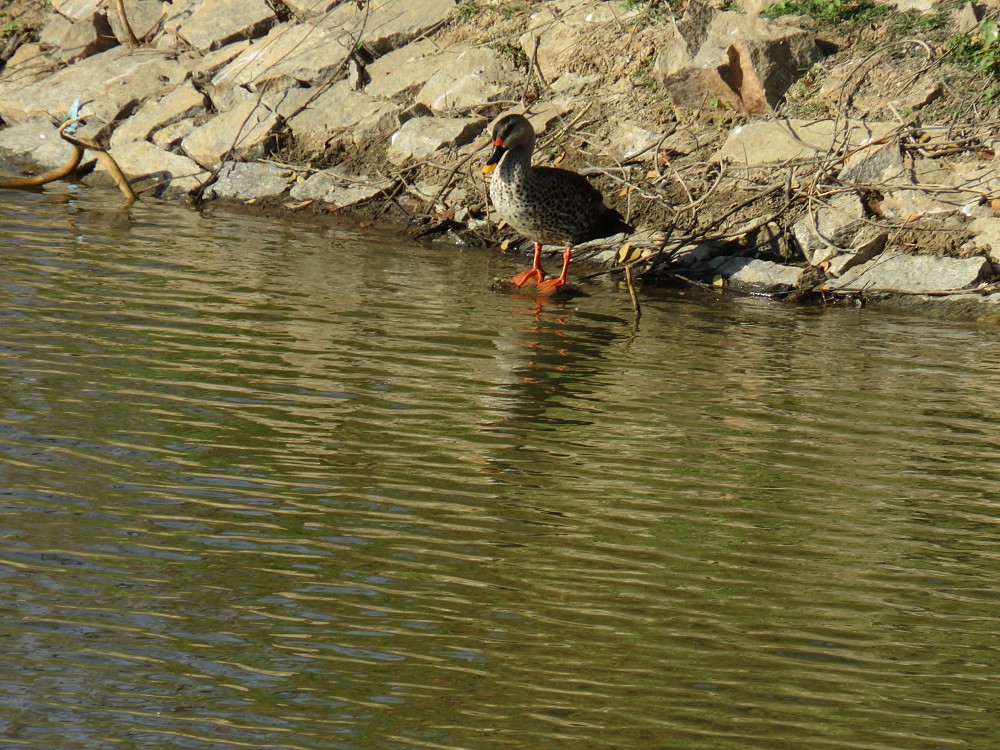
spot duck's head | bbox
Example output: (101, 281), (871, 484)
(482, 114), (535, 175)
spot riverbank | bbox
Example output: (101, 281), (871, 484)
(2, 0), (999, 317)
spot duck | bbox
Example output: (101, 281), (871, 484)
(482, 113), (633, 294)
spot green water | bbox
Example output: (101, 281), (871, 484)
(2, 186), (1000, 749)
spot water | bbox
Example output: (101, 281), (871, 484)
(2, 186), (1000, 749)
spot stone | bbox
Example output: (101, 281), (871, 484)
(655, 2), (823, 113)
(171, 0), (275, 53)
(364, 39), (447, 100)
(324, 0), (457, 55)
(891, 81), (943, 112)
(838, 138), (901, 185)
(387, 115), (486, 165)
(714, 256), (805, 293)
(99, 140), (209, 197)
(38, 11), (116, 64)
(287, 81), (388, 154)
(791, 193), (887, 267)
(109, 80), (207, 150)
(415, 47), (512, 114)
(210, 21), (352, 94)
(967, 217), (1000, 264)
(830, 253), (993, 293)
(0, 43), (58, 88)
(206, 161), (291, 201)
(181, 97), (282, 168)
(283, 0), (341, 19)
(107, 0), (163, 44)
(152, 118), (200, 150)
(519, 0), (640, 81)
(886, 0), (935, 11)
(289, 168), (396, 208)
(606, 121), (661, 161)
(714, 118), (898, 165)
(880, 159), (1000, 219)
(0, 46), (187, 125)
(51, 0), (102, 22)
(954, 2), (982, 34)
(0, 118), (85, 171)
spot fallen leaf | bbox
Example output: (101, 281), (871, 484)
(712, 274), (725, 288)
(905, 213), (921, 222)
(991, 199), (1000, 213)
(283, 200), (313, 210)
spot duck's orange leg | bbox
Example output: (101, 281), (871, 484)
(511, 242), (545, 287)
(537, 247), (571, 294)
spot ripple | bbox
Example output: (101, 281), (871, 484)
(1, 189), (1000, 749)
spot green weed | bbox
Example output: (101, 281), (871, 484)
(763, 0), (888, 23)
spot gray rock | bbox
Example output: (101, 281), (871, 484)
(51, 0), (101, 22)
(325, 0), (458, 55)
(206, 161), (291, 201)
(879, 159), (1000, 219)
(287, 81), (388, 154)
(107, 0), (163, 44)
(364, 39), (444, 100)
(210, 21), (352, 94)
(181, 98), (281, 168)
(289, 168), (396, 208)
(966, 217), (1000, 264)
(99, 140), (209, 197)
(151, 118), (200, 150)
(714, 118), (897, 165)
(109, 80), (208, 150)
(0, 118), (86, 170)
(387, 115), (485, 165)
(519, 0), (639, 81)
(715, 256), (805, 293)
(791, 193), (886, 267)
(1, 44), (58, 87)
(170, 0), (275, 53)
(0, 46), (187, 125)
(831, 253), (993, 293)
(415, 47), (512, 114)
(838, 138), (901, 185)
(656, 2), (823, 113)
(283, 0), (341, 19)
(38, 11), (116, 64)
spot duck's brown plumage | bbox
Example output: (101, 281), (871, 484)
(484, 114), (632, 292)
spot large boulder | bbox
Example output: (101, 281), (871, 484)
(386, 115), (485, 165)
(714, 118), (897, 165)
(655, 1), (824, 113)
(181, 97), (282, 168)
(38, 10), (116, 64)
(166, 0), (276, 53)
(830, 253), (993, 293)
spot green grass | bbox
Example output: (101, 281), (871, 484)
(763, 0), (889, 23)
(944, 18), (1000, 101)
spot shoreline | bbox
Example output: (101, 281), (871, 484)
(0, 0), (998, 318)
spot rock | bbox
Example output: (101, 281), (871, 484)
(170, 0), (275, 53)
(714, 118), (897, 165)
(655, 2), (823, 113)
(364, 39), (448, 100)
(38, 11), (116, 64)
(879, 159), (1000, 219)
(0, 46), (187, 125)
(954, 2), (982, 34)
(109, 80), (208, 150)
(289, 168), (396, 208)
(206, 161), (291, 201)
(99, 140), (209, 197)
(151, 118), (200, 150)
(210, 21), (351, 94)
(0, 43), (58, 88)
(891, 81), (943, 112)
(519, 0), (638, 81)
(606, 121), (661, 161)
(714, 256), (805, 293)
(283, 0), (341, 19)
(51, 0), (101, 22)
(287, 81), (393, 154)
(387, 115), (486, 165)
(830, 253), (993, 293)
(790, 193), (885, 266)
(415, 47), (512, 114)
(838, 138), (901, 185)
(325, 0), (457, 55)
(181, 97), (281, 168)
(967, 217), (1000, 264)
(107, 0), (163, 44)
(0, 118), (85, 171)
(886, 0), (935, 11)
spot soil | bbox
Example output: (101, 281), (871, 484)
(0, 0), (49, 61)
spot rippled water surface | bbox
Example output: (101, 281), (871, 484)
(2, 186), (1000, 749)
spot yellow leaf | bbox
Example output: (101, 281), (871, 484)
(712, 275), (725, 287)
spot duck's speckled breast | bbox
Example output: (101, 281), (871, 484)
(490, 159), (604, 246)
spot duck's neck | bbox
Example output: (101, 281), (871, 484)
(498, 143), (533, 184)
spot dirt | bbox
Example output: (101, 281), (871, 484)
(0, 0), (49, 61)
